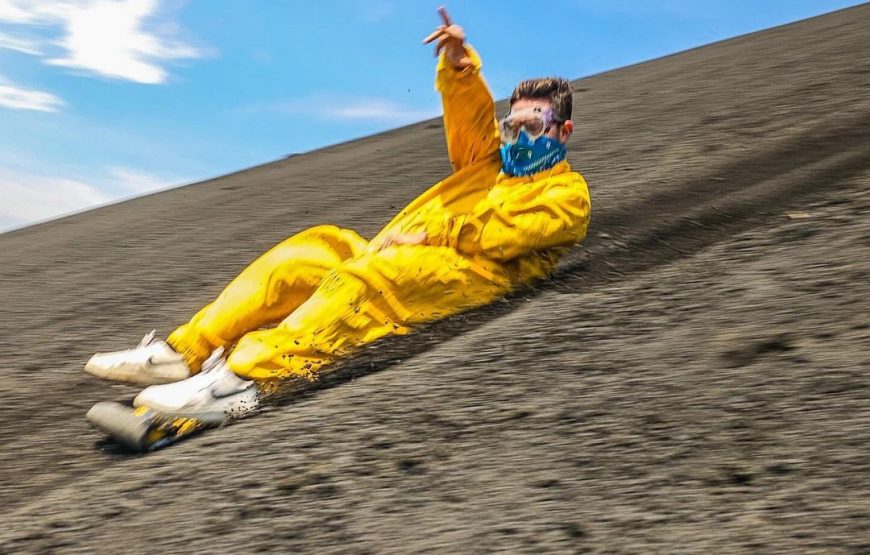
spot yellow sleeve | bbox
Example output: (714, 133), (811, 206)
(440, 174), (591, 260)
(435, 44), (502, 172)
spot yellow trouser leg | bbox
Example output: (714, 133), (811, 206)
(226, 244), (513, 385)
(167, 225), (368, 371)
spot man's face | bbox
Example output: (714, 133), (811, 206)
(509, 98), (574, 143)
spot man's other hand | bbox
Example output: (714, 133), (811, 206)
(376, 231), (429, 251)
(422, 6), (472, 70)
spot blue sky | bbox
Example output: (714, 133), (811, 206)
(0, 0), (862, 232)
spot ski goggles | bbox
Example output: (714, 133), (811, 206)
(498, 107), (564, 144)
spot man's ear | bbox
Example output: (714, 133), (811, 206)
(560, 120), (574, 143)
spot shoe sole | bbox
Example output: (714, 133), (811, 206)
(86, 401), (212, 452)
(86, 401), (155, 451)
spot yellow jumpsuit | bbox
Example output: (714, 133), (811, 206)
(167, 46), (591, 388)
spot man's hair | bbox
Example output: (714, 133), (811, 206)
(510, 77), (573, 122)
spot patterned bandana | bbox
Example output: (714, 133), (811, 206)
(499, 130), (567, 177)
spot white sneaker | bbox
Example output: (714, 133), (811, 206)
(85, 330), (191, 386)
(133, 348), (260, 423)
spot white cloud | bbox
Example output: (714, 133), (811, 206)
(0, 167), (111, 230)
(0, 82), (64, 111)
(258, 96), (439, 124)
(323, 99), (435, 121)
(0, 0), (42, 23)
(0, 31), (42, 54)
(0, 164), (183, 232)
(0, 0), (205, 84)
(108, 165), (177, 194)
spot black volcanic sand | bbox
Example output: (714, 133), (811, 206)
(0, 6), (868, 554)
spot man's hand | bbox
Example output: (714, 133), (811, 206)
(422, 6), (472, 70)
(377, 231), (428, 251)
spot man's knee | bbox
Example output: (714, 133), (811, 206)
(226, 331), (273, 379)
(292, 225), (368, 259)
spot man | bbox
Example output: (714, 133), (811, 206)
(85, 8), (591, 422)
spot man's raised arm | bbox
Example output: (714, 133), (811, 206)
(423, 7), (501, 173)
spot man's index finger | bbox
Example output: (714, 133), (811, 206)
(438, 6), (452, 26)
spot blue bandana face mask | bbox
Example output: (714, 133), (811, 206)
(499, 130), (567, 177)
